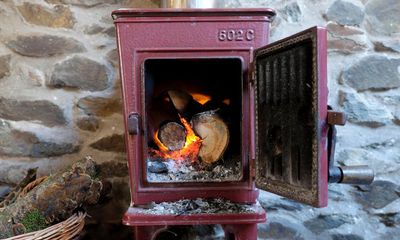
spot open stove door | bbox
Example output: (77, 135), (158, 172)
(253, 27), (328, 207)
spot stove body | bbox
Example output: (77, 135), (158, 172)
(112, 8), (373, 240)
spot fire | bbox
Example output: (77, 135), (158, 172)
(191, 93), (211, 105)
(151, 115), (202, 162)
(153, 128), (169, 152)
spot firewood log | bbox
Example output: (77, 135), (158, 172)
(0, 156), (103, 239)
(191, 110), (229, 164)
(157, 122), (186, 151)
(148, 92), (180, 141)
(0, 169), (37, 208)
(167, 90), (203, 119)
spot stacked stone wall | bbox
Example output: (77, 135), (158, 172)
(0, 0), (399, 239)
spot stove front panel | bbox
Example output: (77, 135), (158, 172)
(113, 9), (274, 204)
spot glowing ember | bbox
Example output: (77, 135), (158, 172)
(151, 115), (202, 162)
(222, 98), (231, 105)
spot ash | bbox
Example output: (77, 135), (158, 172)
(147, 158), (242, 182)
(138, 198), (257, 215)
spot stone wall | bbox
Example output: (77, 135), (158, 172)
(0, 0), (399, 239)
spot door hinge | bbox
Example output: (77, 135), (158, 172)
(327, 110), (346, 126)
(249, 62), (256, 85)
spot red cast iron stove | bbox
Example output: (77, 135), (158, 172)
(112, 8), (373, 240)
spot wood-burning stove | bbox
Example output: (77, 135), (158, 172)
(112, 7), (374, 240)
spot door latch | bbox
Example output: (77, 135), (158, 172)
(127, 113), (141, 135)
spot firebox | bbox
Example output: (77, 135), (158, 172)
(112, 7), (374, 240)
(145, 58), (243, 183)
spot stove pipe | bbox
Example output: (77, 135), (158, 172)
(161, 0), (225, 8)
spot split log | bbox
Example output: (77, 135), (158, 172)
(167, 90), (203, 119)
(157, 122), (186, 151)
(192, 111), (229, 164)
(0, 156), (103, 239)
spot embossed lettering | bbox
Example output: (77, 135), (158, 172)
(218, 29), (255, 41)
(246, 29), (255, 41)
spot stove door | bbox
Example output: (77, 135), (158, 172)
(253, 27), (328, 207)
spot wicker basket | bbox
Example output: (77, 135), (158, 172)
(4, 212), (86, 240)
(2, 176), (87, 240)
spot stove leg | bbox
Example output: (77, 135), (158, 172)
(222, 224), (258, 240)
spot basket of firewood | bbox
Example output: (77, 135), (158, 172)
(0, 157), (104, 240)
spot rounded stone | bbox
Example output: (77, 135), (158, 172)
(341, 55), (400, 91)
(76, 116), (100, 132)
(0, 97), (66, 126)
(339, 91), (392, 127)
(352, 180), (400, 209)
(304, 215), (351, 234)
(365, 0), (400, 35)
(6, 35), (85, 57)
(17, 2), (75, 28)
(326, 0), (364, 26)
(331, 234), (364, 240)
(49, 56), (109, 91)
(279, 2), (301, 23)
(0, 121), (79, 157)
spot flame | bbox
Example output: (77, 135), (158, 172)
(191, 93), (211, 105)
(151, 115), (202, 162)
(153, 128), (169, 152)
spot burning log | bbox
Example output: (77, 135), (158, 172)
(150, 90), (230, 165)
(167, 90), (204, 119)
(0, 157), (103, 239)
(192, 111), (229, 164)
(157, 122), (186, 151)
(151, 116), (202, 162)
(148, 92), (180, 140)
